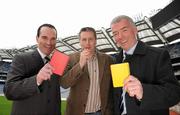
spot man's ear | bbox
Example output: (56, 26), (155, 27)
(133, 27), (138, 34)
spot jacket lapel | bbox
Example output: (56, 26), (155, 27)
(133, 41), (147, 55)
(97, 52), (105, 84)
(31, 49), (44, 69)
(115, 49), (123, 63)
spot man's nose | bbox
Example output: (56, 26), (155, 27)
(115, 36), (121, 42)
(117, 32), (123, 38)
(46, 39), (51, 44)
(85, 40), (90, 44)
(116, 33), (123, 41)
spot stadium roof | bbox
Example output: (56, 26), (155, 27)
(0, 15), (180, 61)
(0, 0), (180, 61)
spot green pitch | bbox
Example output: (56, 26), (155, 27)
(0, 96), (66, 115)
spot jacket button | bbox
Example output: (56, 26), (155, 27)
(47, 99), (50, 103)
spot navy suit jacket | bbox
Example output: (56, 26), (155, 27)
(4, 49), (61, 115)
(113, 41), (180, 115)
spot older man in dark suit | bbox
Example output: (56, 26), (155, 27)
(110, 15), (180, 115)
(3, 24), (61, 115)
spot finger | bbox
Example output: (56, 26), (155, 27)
(47, 74), (51, 80)
(44, 65), (54, 74)
(44, 72), (51, 80)
(124, 77), (135, 91)
(124, 75), (136, 84)
(48, 70), (53, 76)
(123, 76), (130, 87)
(124, 82), (139, 94)
(126, 84), (134, 93)
(127, 84), (143, 99)
(124, 75), (140, 85)
(128, 89), (136, 97)
(81, 52), (88, 60)
(46, 63), (53, 69)
(129, 75), (138, 81)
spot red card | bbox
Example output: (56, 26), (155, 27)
(50, 49), (69, 76)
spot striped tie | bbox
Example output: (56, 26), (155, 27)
(119, 52), (129, 115)
(119, 89), (127, 115)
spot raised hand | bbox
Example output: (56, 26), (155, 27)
(36, 63), (54, 85)
(124, 75), (143, 100)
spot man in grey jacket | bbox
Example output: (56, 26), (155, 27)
(4, 24), (61, 115)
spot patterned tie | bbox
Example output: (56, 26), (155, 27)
(119, 53), (130, 115)
(119, 89), (127, 115)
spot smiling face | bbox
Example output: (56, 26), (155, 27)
(36, 26), (57, 55)
(111, 18), (138, 51)
(79, 31), (96, 54)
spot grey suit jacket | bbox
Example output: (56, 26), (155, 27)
(4, 49), (61, 115)
(113, 41), (180, 115)
(60, 51), (114, 115)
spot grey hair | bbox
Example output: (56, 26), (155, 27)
(110, 15), (136, 27)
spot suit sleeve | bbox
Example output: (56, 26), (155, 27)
(60, 54), (87, 89)
(3, 55), (39, 100)
(140, 50), (180, 109)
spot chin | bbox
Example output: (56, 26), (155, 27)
(45, 50), (52, 55)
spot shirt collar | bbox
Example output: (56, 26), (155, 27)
(37, 48), (46, 59)
(87, 51), (98, 62)
(124, 41), (138, 55)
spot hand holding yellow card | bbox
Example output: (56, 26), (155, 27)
(110, 62), (130, 87)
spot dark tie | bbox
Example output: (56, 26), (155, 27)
(123, 53), (141, 107)
(38, 56), (51, 92)
(44, 56), (50, 64)
(123, 53), (132, 62)
(44, 56), (51, 86)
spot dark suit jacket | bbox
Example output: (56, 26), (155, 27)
(3, 49), (61, 115)
(113, 41), (180, 115)
(60, 51), (114, 115)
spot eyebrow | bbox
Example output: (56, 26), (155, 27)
(112, 26), (128, 34)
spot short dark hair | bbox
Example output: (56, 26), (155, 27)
(36, 23), (57, 38)
(78, 27), (97, 39)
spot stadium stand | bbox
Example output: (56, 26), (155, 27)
(0, 61), (11, 83)
(0, 15), (180, 81)
(0, 0), (179, 113)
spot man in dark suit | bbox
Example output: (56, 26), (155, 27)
(60, 27), (114, 115)
(3, 24), (61, 115)
(110, 15), (180, 115)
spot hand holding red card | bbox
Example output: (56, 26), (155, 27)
(50, 49), (69, 76)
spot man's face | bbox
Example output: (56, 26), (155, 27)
(111, 19), (138, 51)
(36, 26), (57, 55)
(79, 31), (96, 53)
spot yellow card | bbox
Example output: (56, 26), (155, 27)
(110, 62), (130, 87)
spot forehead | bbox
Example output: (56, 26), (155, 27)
(111, 19), (131, 29)
(80, 31), (96, 38)
(40, 27), (56, 36)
